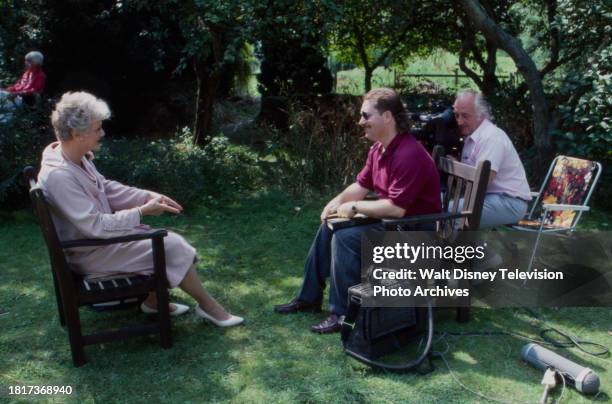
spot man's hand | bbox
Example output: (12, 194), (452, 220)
(336, 202), (356, 218)
(320, 201), (339, 222)
(140, 196), (182, 216)
(319, 182), (369, 222)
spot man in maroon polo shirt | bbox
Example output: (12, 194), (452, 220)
(274, 88), (441, 333)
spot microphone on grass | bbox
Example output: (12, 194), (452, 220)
(521, 343), (600, 395)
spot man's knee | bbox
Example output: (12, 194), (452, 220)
(481, 194), (527, 227)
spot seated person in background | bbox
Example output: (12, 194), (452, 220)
(274, 88), (441, 334)
(453, 90), (531, 227)
(0, 51), (46, 108)
(38, 91), (243, 327)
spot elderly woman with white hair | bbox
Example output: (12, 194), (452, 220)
(37, 91), (243, 327)
(0, 51), (46, 108)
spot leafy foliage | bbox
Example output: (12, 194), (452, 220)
(263, 95), (369, 198)
(0, 102), (55, 210)
(94, 130), (263, 207)
(0, 115), (263, 210)
(555, 46), (612, 208)
(326, 0), (453, 91)
(252, 0), (333, 96)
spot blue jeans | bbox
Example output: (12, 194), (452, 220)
(297, 221), (435, 316)
(297, 223), (385, 316)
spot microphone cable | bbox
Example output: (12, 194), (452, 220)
(428, 307), (609, 404)
(523, 307), (609, 358)
(435, 307), (609, 358)
(431, 333), (539, 404)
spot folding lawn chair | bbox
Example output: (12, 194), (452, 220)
(510, 156), (602, 272)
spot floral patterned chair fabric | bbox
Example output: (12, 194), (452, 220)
(517, 156), (601, 230)
(510, 155), (601, 273)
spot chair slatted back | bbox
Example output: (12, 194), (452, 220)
(433, 145), (490, 231)
(24, 168), (77, 298)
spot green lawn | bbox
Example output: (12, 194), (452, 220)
(0, 193), (610, 403)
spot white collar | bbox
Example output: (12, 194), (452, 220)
(466, 119), (491, 142)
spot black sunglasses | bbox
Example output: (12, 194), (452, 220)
(360, 111), (371, 120)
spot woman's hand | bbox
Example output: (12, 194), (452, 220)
(146, 193), (183, 211)
(140, 196), (182, 216)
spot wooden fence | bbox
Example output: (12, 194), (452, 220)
(393, 68), (518, 89)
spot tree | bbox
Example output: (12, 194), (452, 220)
(458, 0), (611, 168)
(128, 0), (250, 145)
(452, 2), (517, 99)
(250, 0), (333, 97)
(326, 0), (452, 91)
(459, 0), (552, 166)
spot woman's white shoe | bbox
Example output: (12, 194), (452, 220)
(195, 305), (244, 327)
(140, 302), (189, 317)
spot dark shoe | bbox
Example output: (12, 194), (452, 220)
(311, 314), (341, 334)
(274, 299), (322, 314)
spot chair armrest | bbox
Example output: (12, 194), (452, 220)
(382, 211), (470, 228)
(61, 229), (168, 248)
(542, 204), (590, 212)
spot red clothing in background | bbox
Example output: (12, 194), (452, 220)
(7, 67), (46, 95)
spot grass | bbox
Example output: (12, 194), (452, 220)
(0, 192), (610, 403)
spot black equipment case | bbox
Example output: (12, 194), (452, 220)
(341, 282), (435, 372)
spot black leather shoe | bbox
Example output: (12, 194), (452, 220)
(311, 314), (341, 334)
(274, 299), (322, 314)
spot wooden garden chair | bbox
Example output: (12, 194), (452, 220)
(382, 146), (491, 322)
(23, 166), (173, 367)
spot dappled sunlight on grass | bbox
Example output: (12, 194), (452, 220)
(453, 351), (479, 365)
(0, 194), (610, 402)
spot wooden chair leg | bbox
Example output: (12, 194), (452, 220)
(152, 237), (172, 349)
(51, 272), (65, 326)
(157, 287), (172, 349)
(456, 307), (470, 323)
(456, 275), (472, 323)
(64, 299), (86, 367)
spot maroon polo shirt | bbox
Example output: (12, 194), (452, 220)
(356, 133), (441, 216)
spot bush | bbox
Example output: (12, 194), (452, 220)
(554, 47), (612, 210)
(94, 130), (263, 207)
(0, 101), (55, 210)
(262, 94), (369, 198)
(0, 118), (263, 210)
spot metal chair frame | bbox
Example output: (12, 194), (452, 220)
(511, 156), (602, 272)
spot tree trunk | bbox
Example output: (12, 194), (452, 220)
(192, 61), (221, 147)
(480, 39), (500, 99)
(460, 0), (552, 171)
(364, 67), (373, 92)
(192, 24), (226, 147)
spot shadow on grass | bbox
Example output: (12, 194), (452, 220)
(1, 193), (610, 402)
